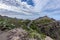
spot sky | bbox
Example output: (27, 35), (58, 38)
(0, 0), (60, 20)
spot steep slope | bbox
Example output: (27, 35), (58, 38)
(0, 15), (60, 40)
(32, 16), (60, 40)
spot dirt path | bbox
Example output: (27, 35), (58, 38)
(0, 31), (8, 40)
(27, 20), (33, 29)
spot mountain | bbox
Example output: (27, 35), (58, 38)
(0, 15), (60, 40)
(32, 16), (60, 40)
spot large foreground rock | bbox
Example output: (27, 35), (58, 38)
(0, 28), (53, 40)
(0, 28), (37, 40)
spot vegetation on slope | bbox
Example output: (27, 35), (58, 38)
(0, 15), (46, 40)
(0, 15), (60, 40)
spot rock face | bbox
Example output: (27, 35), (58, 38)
(0, 28), (38, 40)
(0, 28), (53, 40)
(7, 28), (37, 40)
(7, 28), (28, 40)
(45, 36), (53, 40)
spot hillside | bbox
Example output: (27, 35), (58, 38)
(0, 15), (60, 40)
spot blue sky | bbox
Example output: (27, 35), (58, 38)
(21, 0), (34, 6)
(0, 0), (60, 20)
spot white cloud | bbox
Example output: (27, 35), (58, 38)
(0, 0), (60, 20)
(0, 2), (33, 15)
(32, 0), (49, 12)
(0, 0), (38, 15)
